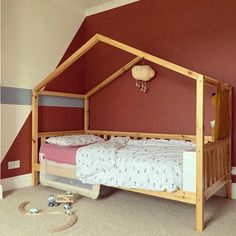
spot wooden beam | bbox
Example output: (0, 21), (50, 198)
(97, 34), (199, 80)
(84, 98), (89, 130)
(86, 56), (142, 98)
(204, 177), (228, 200)
(204, 76), (220, 87)
(39, 91), (86, 99)
(196, 74), (205, 232)
(204, 76), (230, 90)
(118, 187), (196, 205)
(86, 129), (212, 143)
(227, 86), (233, 199)
(38, 130), (85, 138)
(34, 34), (100, 92)
(32, 92), (39, 186)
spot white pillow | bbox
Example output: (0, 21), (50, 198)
(46, 134), (104, 147)
(107, 137), (130, 145)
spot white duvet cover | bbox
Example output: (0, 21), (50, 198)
(76, 138), (195, 192)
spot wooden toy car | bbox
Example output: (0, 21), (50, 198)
(48, 192), (74, 207)
(30, 208), (39, 214)
(64, 203), (72, 210)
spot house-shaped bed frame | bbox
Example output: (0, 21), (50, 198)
(32, 34), (232, 232)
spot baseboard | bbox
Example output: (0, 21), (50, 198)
(232, 183), (236, 199)
(0, 184), (3, 199)
(85, 0), (139, 16)
(1, 173), (32, 192)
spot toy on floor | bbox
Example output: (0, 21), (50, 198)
(48, 191), (74, 208)
(64, 202), (72, 210)
(18, 201), (77, 233)
(29, 208), (39, 214)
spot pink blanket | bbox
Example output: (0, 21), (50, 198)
(40, 143), (78, 165)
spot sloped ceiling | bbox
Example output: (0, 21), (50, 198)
(69, 0), (113, 9)
(54, 0), (139, 15)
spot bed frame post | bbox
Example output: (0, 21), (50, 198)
(32, 91), (39, 186)
(226, 86), (233, 199)
(196, 74), (205, 232)
(84, 97), (89, 131)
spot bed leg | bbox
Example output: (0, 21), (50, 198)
(32, 171), (39, 186)
(196, 199), (204, 232)
(226, 181), (232, 199)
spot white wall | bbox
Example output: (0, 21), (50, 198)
(2, 0), (85, 89)
(1, 0), (85, 165)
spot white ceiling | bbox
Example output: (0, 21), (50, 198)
(53, 0), (138, 16)
(54, 0), (114, 11)
(72, 0), (113, 9)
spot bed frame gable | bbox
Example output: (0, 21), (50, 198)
(33, 34), (230, 94)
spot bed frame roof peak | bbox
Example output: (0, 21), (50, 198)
(33, 33), (230, 94)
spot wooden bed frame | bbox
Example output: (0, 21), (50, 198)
(31, 34), (232, 232)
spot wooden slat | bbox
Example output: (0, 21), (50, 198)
(206, 151), (210, 188)
(196, 74), (205, 232)
(204, 137), (230, 198)
(39, 91), (86, 99)
(209, 150), (213, 186)
(41, 137), (46, 145)
(84, 98), (89, 130)
(118, 187), (196, 205)
(86, 57), (142, 98)
(223, 144), (228, 176)
(34, 34), (99, 92)
(86, 129), (212, 142)
(38, 130), (84, 138)
(226, 143), (230, 174)
(219, 145), (223, 178)
(204, 151), (208, 190)
(227, 86), (233, 199)
(218, 146), (223, 179)
(32, 92), (39, 186)
(216, 147), (220, 181)
(204, 176), (228, 200)
(212, 149), (216, 183)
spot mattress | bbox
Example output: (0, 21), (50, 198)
(76, 138), (196, 192)
(40, 143), (78, 165)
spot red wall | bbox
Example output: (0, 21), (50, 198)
(53, 0), (235, 167)
(1, 107), (84, 178)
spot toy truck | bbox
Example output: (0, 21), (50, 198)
(48, 192), (74, 207)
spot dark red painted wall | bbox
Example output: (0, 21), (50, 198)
(38, 106), (84, 132)
(54, 0), (236, 167)
(45, 23), (87, 94)
(1, 114), (32, 178)
(1, 107), (84, 178)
